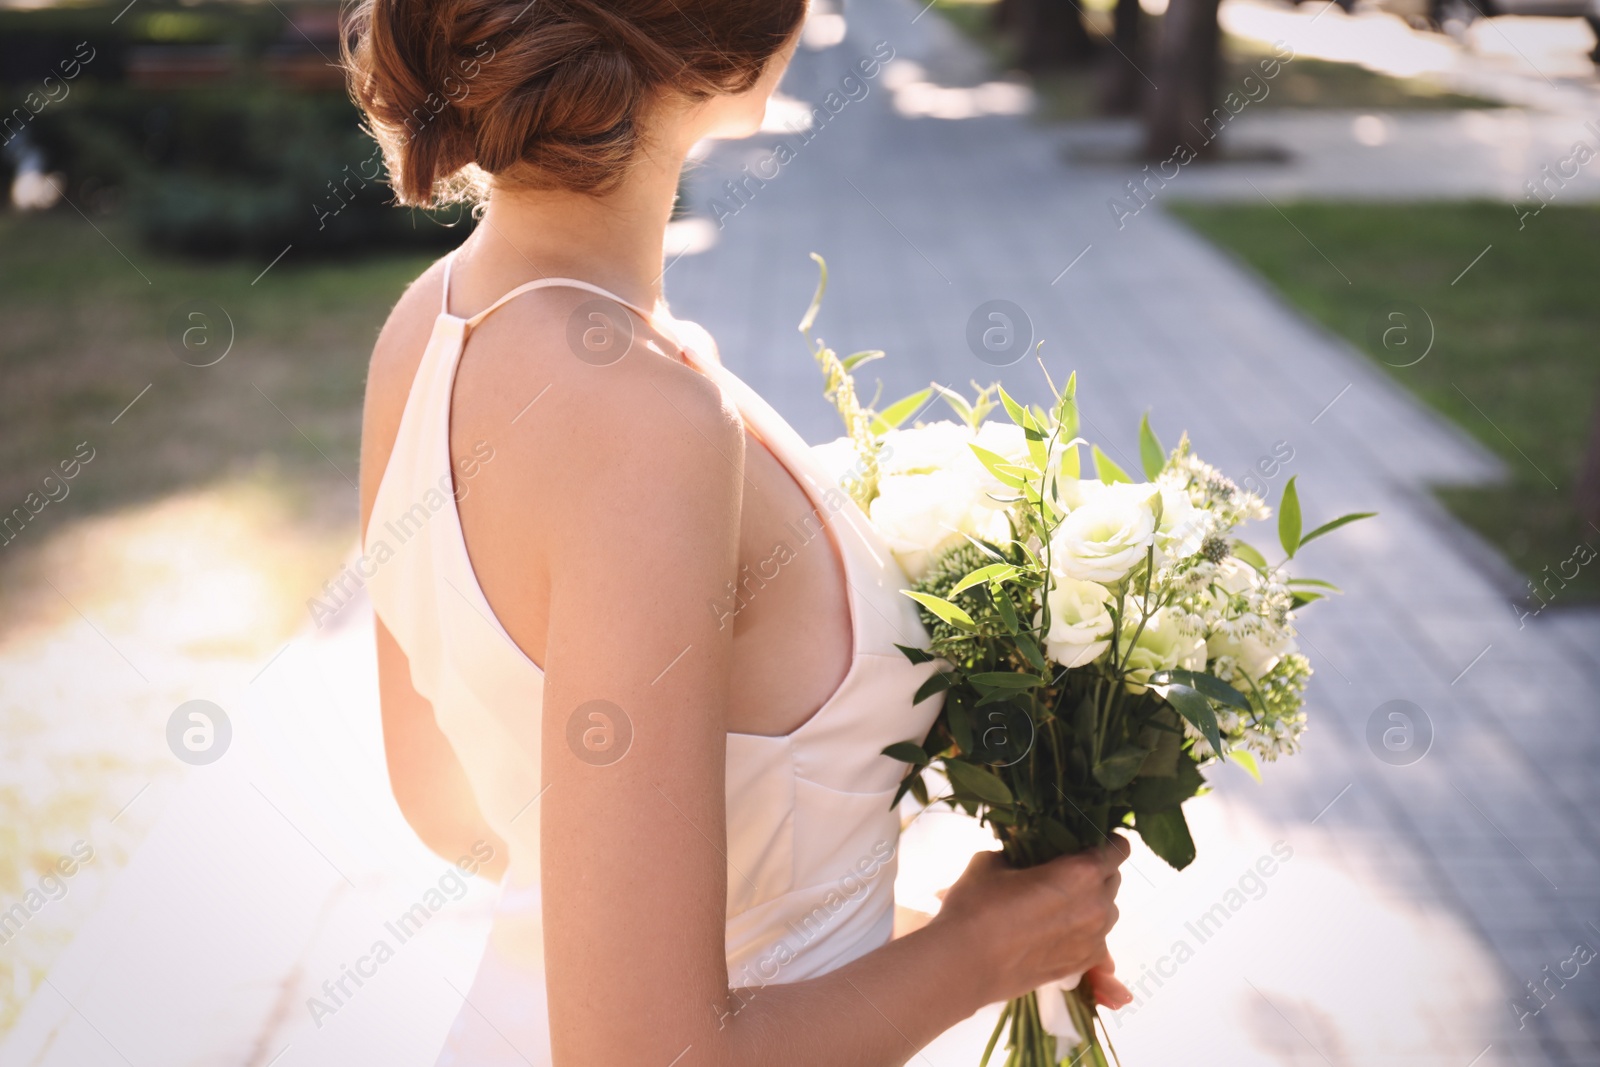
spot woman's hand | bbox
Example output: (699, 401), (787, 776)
(929, 837), (1131, 1008)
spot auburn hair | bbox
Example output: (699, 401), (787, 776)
(342, 0), (807, 205)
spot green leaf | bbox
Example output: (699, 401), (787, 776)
(946, 695), (974, 753)
(934, 384), (974, 425)
(1278, 475), (1302, 559)
(1135, 806), (1196, 870)
(1298, 511), (1376, 549)
(798, 253), (827, 335)
(949, 563), (1021, 597)
(969, 445), (1027, 490)
(1138, 413), (1166, 481)
(882, 741), (930, 765)
(1286, 578), (1342, 591)
(1054, 371), (1080, 441)
(1059, 443), (1080, 481)
(913, 670), (954, 705)
(1129, 753), (1204, 809)
(1093, 745), (1150, 790)
(894, 642), (936, 664)
(902, 590), (976, 631)
(1091, 445), (1133, 484)
(946, 760), (1015, 807)
(1015, 632), (1047, 672)
(959, 532), (1009, 561)
(1158, 683), (1224, 757)
(1040, 817), (1081, 857)
(991, 586), (1021, 635)
(1136, 711), (1183, 777)
(1231, 540), (1269, 572)
(909, 773), (930, 806)
(891, 772), (916, 809)
(1024, 429), (1049, 473)
(998, 386), (1031, 429)
(968, 671), (1047, 688)
(1290, 591), (1325, 608)
(1148, 669), (1252, 712)
(872, 388), (933, 434)
(1228, 747), (1262, 782)
(840, 349), (885, 372)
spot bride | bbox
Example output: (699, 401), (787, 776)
(346, 0), (1130, 1061)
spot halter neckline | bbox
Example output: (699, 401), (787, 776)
(440, 247), (680, 349)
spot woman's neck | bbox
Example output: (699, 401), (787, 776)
(466, 136), (690, 313)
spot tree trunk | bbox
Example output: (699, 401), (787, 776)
(1011, 0), (1096, 70)
(1578, 389), (1600, 529)
(1142, 0), (1224, 161)
(1098, 0), (1145, 114)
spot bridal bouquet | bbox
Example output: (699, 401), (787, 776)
(800, 257), (1371, 1067)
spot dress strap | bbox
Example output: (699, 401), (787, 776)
(442, 247), (677, 344)
(464, 277), (662, 333)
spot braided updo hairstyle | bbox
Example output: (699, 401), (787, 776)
(342, 0), (808, 206)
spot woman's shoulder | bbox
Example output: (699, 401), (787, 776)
(361, 258), (742, 514)
(448, 283), (741, 483)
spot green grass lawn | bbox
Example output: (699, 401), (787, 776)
(1169, 201), (1600, 604)
(0, 211), (431, 536)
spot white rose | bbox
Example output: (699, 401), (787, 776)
(1049, 481), (1159, 584)
(1122, 607), (1207, 692)
(1038, 577), (1115, 668)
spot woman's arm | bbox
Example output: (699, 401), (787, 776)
(532, 357), (1127, 1066)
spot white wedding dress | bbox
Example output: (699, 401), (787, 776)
(366, 249), (946, 1065)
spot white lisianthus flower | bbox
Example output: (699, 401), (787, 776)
(1038, 577), (1115, 668)
(973, 420), (1031, 466)
(870, 421), (1020, 581)
(871, 467), (988, 581)
(1122, 607), (1207, 692)
(1050, 475), (1102, 513)
(1213, 556), (1259, 597)
(1153, 482), (1205, 564)
(1208, 629), (1297, 682)
(880, 421), (979, 475)
(1049, 481), (1159, 584)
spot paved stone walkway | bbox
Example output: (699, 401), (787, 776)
(6, 1), (1598, 1065)
(671, 1), (1600, 1063)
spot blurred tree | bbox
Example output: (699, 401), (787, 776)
(1098, 0), (1145, 114)
(996, 0), (1095, 69)
(1143, 0), (1222, 160)
(1579, 391), (1600, 528)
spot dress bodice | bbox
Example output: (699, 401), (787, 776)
(364, 250), (942, 1061)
